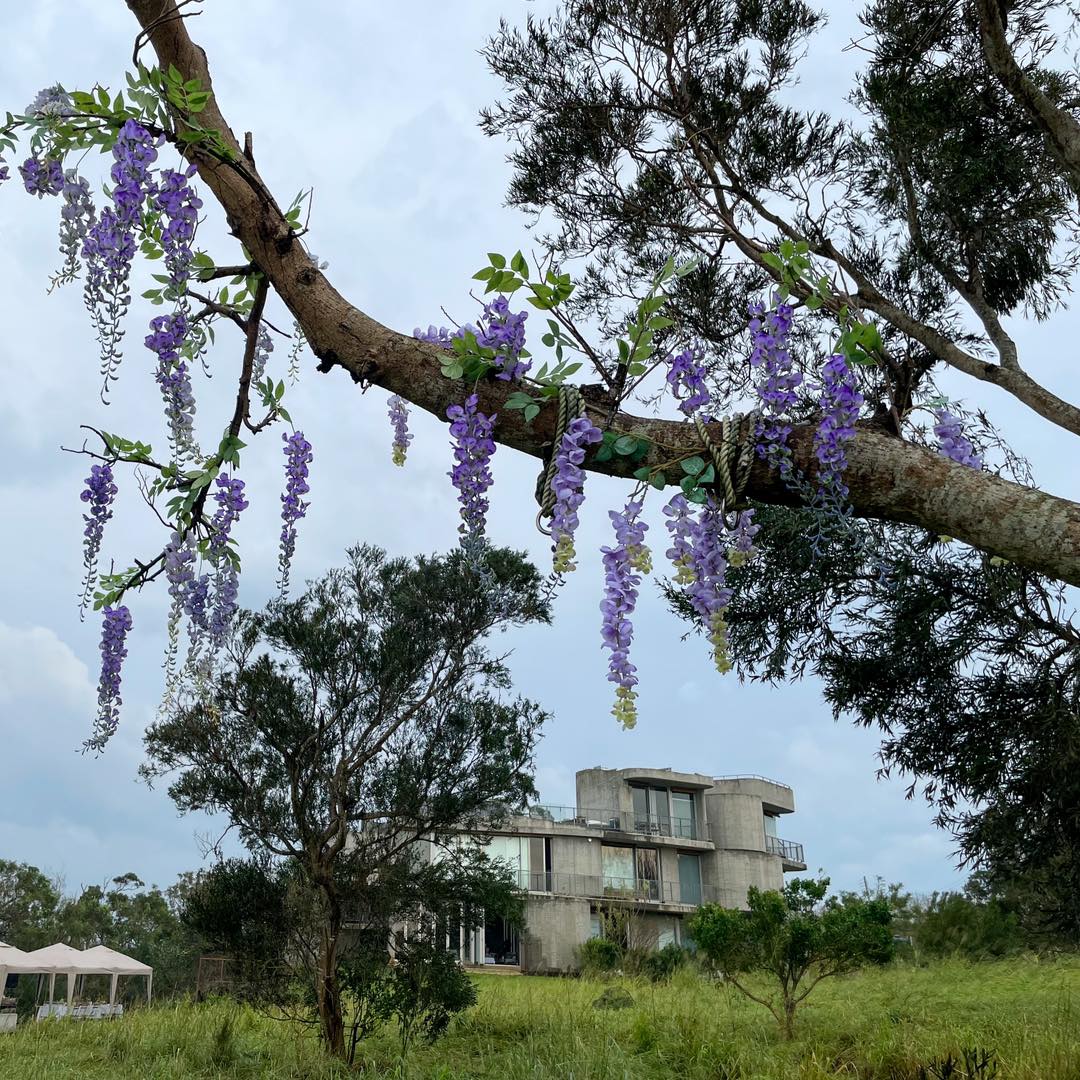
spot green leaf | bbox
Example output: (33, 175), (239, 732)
(523, 404), (540, 422)
(472, 266), (495, 281)
(595, 443), (613, 463)
(510, 250), (529, 277)
(779, 239), (794, 260)
(698, 465), (715, 485)
(614, 435), (639, 456)
(633, 467), (651, 481)
(680, 456), (705, 477)
(761, 251), (784, 272)
(487, 252), (506, 269)
(687, 487), (708, 504)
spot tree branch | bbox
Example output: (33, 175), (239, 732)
(975, 0), (1080, 190)
(123, 0), (1080, 587)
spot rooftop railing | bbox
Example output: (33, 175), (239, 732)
(514, 804), (704, 841)
(712, 774), (793, 790)
(765, 836), (805, 863)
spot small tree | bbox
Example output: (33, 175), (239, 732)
(143, 543), (549, 1057)
(688, 877), (894, 1038)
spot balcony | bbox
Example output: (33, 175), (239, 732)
(518, 804), (704, 842)
(516, 870), (716, 907)
(766, 835), (805, 865)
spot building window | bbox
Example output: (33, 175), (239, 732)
(635, 848), (660, 901)
(528, 836), (552, 891)
(670, 791), (696, 839)
(763, 812), (779, 839)
(630, 784), (672, 836)
(602, 844), (635, 897)
(678, 853), (702, 906)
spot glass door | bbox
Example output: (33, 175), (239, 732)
(678, 854), (702, 906)
(671, 791), (696, 839)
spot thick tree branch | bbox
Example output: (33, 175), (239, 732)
(975, 0), (1080, 190)
(125, 0), (1080, 587)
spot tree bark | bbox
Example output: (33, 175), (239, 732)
(124, 0), (1080, 587)
(316, 889), (345, 1058)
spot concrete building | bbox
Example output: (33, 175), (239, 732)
(437, 766), (806, 974)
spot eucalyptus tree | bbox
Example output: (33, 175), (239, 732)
(142, 544), (549, 1055)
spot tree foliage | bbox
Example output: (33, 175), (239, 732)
(143, 543), (550, 1057)
(688, 876), (894, 1037)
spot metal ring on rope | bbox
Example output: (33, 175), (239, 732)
(535, 384), (584, 536)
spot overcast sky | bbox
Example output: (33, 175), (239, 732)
(1, 0), (1074, 901)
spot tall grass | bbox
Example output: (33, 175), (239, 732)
(1, 955), (1078, 1078)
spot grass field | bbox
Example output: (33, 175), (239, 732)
(1, 957), (1079, 1078)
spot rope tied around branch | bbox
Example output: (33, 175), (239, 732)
(693, 412), (757, 516)
(535, 384), (585, 534)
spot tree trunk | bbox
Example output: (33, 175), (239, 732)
(782, 996), (797, 1040)
(125, 0), (1080, 588)
(317, 893), (345, 1058)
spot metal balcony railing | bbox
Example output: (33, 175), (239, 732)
(518, 804), (703, 841)
(515, 870), (715, 906)
(766, 835), (805, 863)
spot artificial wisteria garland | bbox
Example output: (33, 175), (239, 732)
(145, 312), (197, 456)
(812, 354), (863, 499)
(666, 347), (712, 417)
(447, 394), (496, 548)
(278, 430), (313, 595)
(550, 415), (603, 573)
(748, 299), (801, 478)
(88, 604), (132, 753)
(600, 500), (650, 729)
(388, 394), (412, 466)
(933, 409), (982, 470)
(79, 463), (118, 616)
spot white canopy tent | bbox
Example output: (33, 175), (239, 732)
(0, 943), (152, 1007)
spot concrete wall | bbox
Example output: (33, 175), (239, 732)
(550, 834), (601, 878)
(709, 850), (785, 908)
(520, 895), (592, 973)
(707, 791), (766, 852)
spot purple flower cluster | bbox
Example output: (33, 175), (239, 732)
(146, 312), (197, 455)
(253, 324), (273, 385)
(812, 355), (863, 498)
(154, 166), (201, 292)
(79, 464), (118, 615)
(550, 415), (603, 573)
(666, 347), (712, 417)
(164, 530), (198, 615)
(415, 296), (530, 381)
(88, 604), (132, 752)
(56, 172), (97, 284)
(600, 500), (649, 729)
(388, 394), (412, 466)
(26, 85), (73, 119)
(83, 120), (161, 393)
(19, 157), (64, 198)
(664, 494), (756, 673)
(933, 410), (982, 470)
(447, 395), (496, 546)
(748, 300), (801, 477)
(207, 474), (249, 644)
(278, 431), (313, 594)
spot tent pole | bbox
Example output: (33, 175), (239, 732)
(48, 972), (55, 1006)
(109, 973), (118, 1006)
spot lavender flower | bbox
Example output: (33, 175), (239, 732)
(154, 166), (201, 292)
(813, 355), (863, 498)
(933, 410), (982, 470)
(87, 604), (133, 752)
(414, 325), (456, 348)
(26, 84), (73, 119)
(748, 300), (801, 477)
(550, 415), (603, 573)
(447, 395), (496, 546)
(600, 500), (648, 729)
(146, 312), (197, 455)
(19, 157), (64, 198)
(55, 171), (97, 286)
(666, 347), (712, 417)
(278, 431), (313, 594)
(79, 464), (118, 616)
(388, 394), (413, 466)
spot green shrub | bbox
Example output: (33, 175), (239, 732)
(641, 942), (691, 982)
(577, 936), (622, 974)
